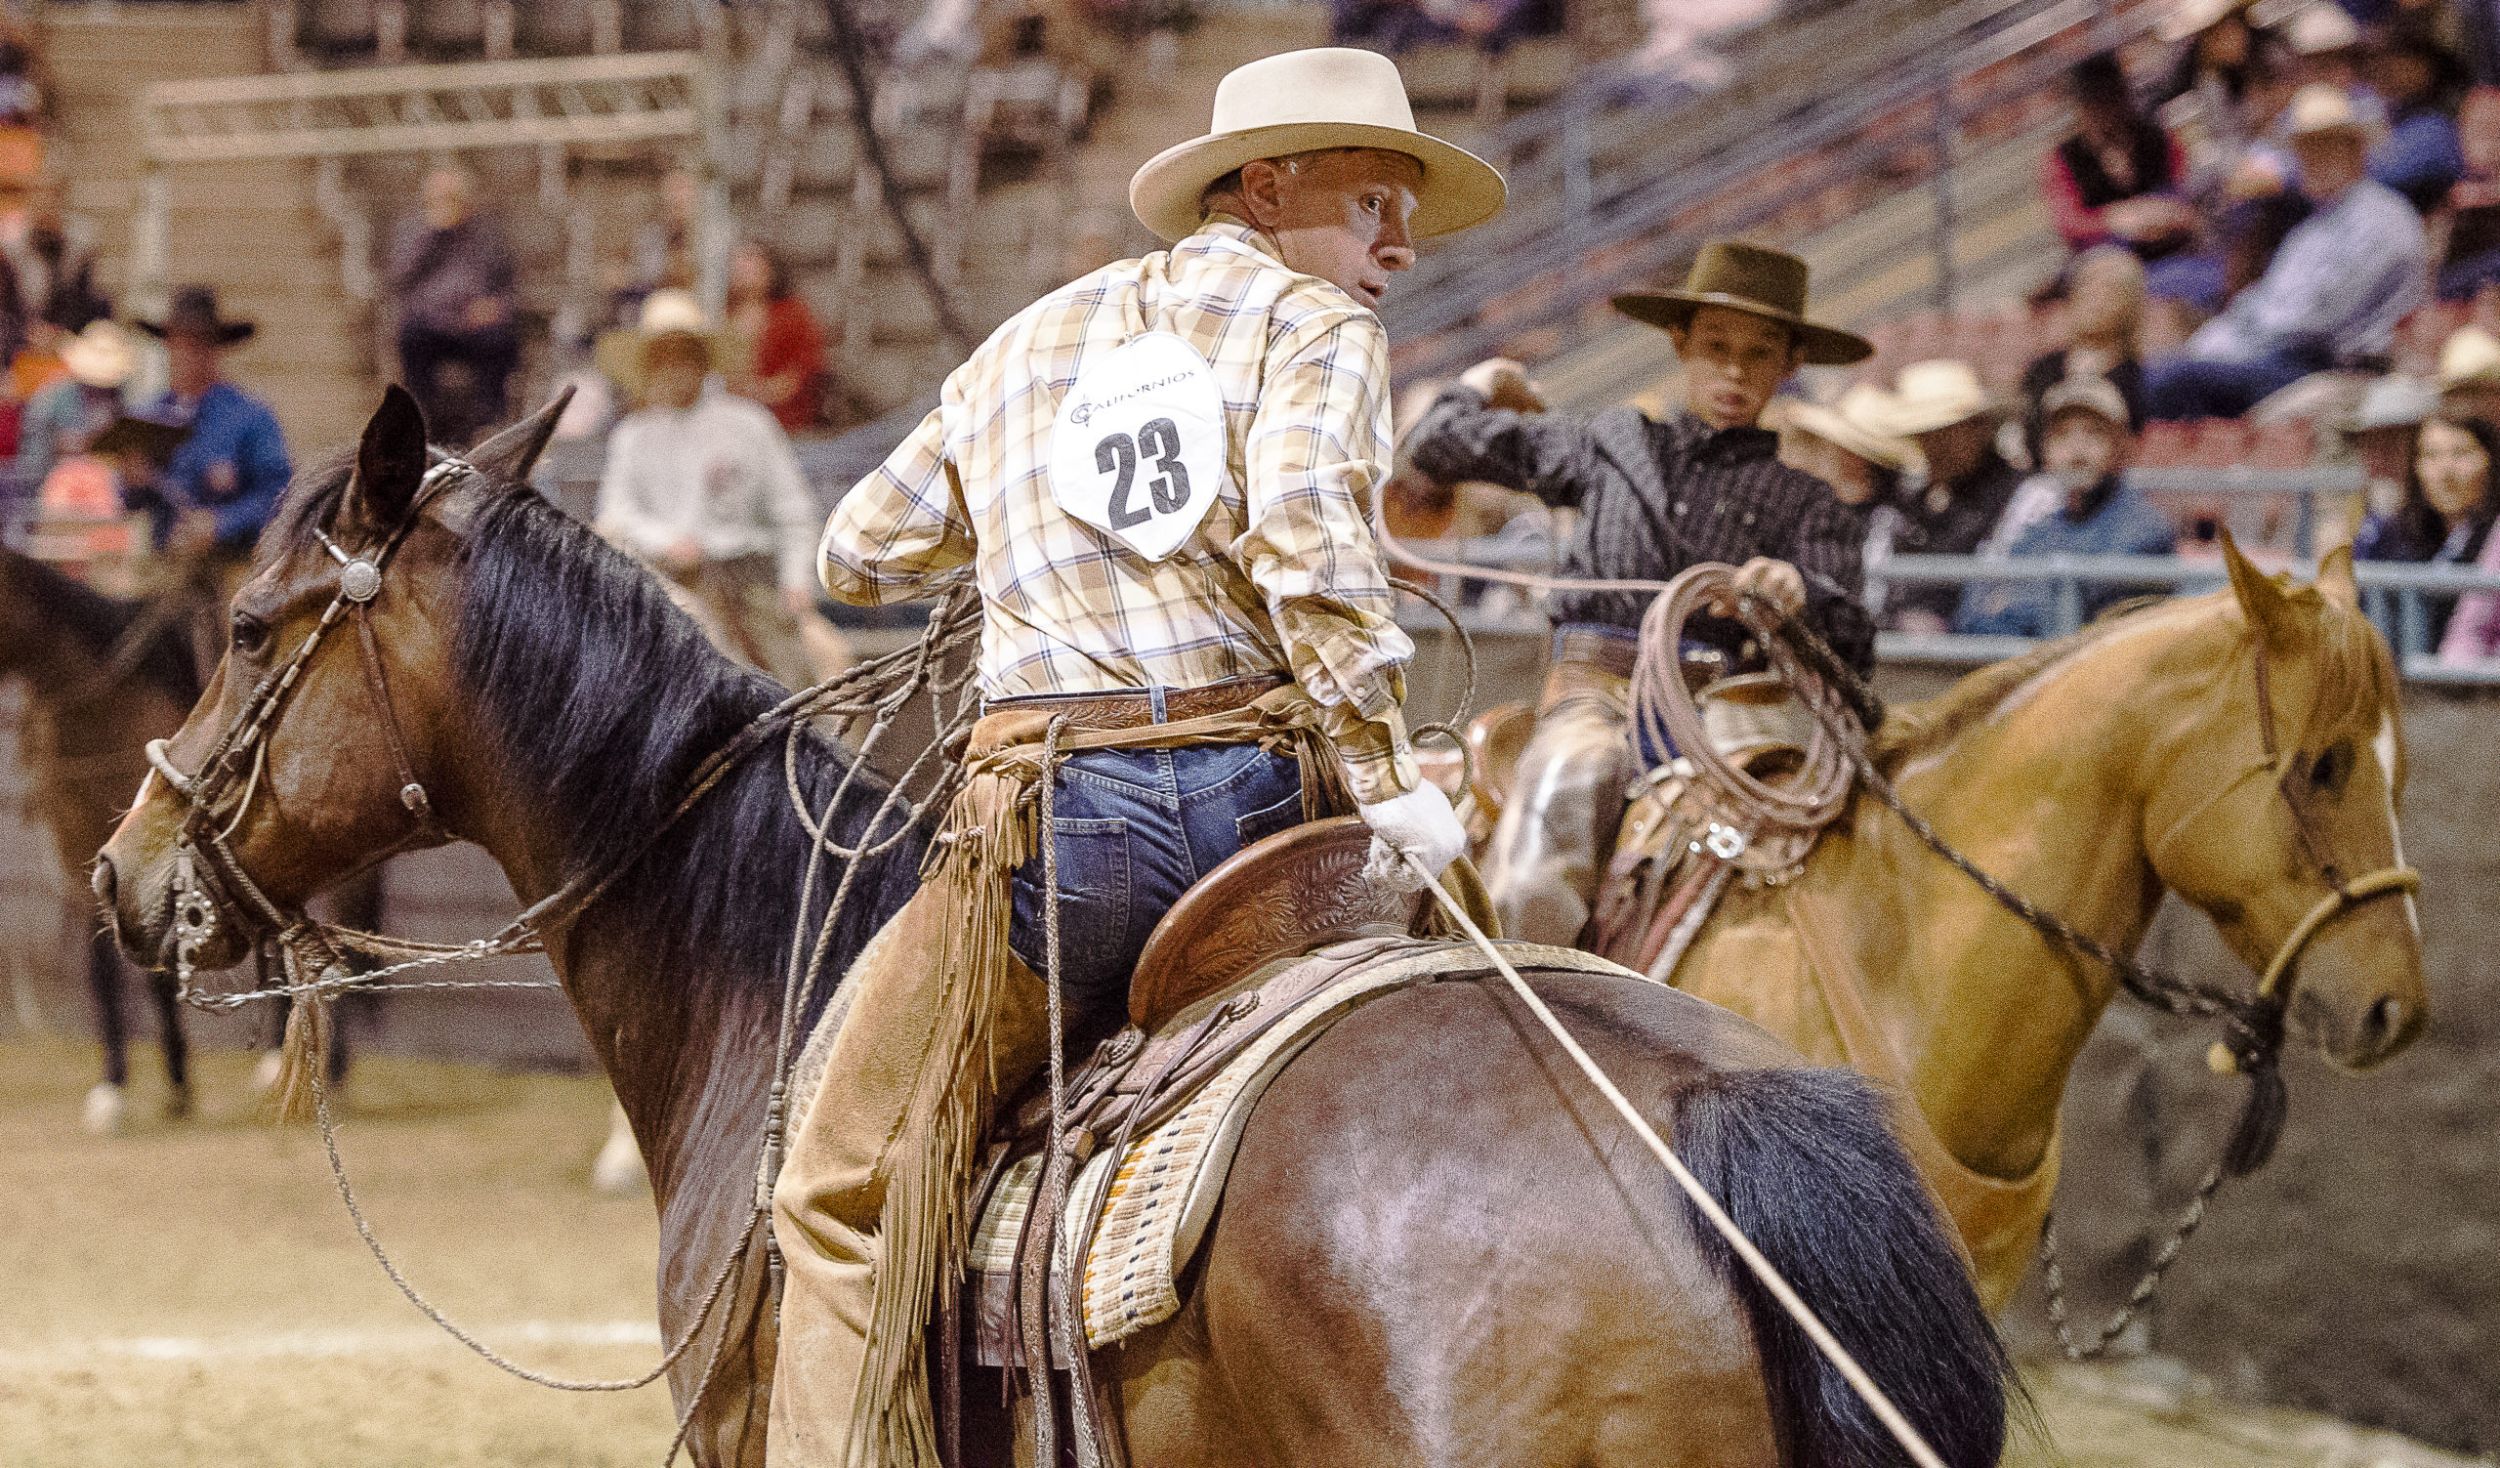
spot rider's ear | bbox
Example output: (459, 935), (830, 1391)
(466, 386), (574, 487)
(345, 385), (430, 538)
(2314, 542), (2361, 612)
(2222, 529), (2300, 648)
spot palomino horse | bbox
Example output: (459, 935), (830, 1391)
(1656, 551), (2427, 1306)
(0, 544), (201, 1128)
(100, 390), (2014, 1467)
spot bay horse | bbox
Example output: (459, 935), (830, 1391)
(99, 390), (2015, 1467)
(1662, 550), (2429, 1307)
(0, 543), (202, 1128)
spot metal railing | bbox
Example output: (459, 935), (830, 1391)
(1383, 0), (2164, 379)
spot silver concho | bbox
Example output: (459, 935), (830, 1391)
(340, 558), (383, 603)
(1703, 822), (1749, 861)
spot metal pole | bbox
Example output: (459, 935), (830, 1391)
(1928, 75), (1957, 312)
(691, 57), (729, 319)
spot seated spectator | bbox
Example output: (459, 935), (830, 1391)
(1956, 377), (2177, 638)
(388, 164), (519, 448)
(2433, 84), (2500, 298)
(2144, 86), (2427, 421)
(2279, 4), (2388, 136)
(2334, 373), (2439, 540)
(2354, 412), (2499, 646)
(129, 286), (290, 595)
(2158, 0), (2258, 112)
(1781, 383), (1919, 510)
(1333, 0), (1551, 59)
(2021, 245), (2150, 449)
(2, 177), (103, 339)
(2436, 323), (2500, 424)
(594, 290), (828, 692)
(2436, 508), (2500, 663)
(2045, 53), (2194, 260)
(17, 317), (132, 486)
(2367, 28), (2467, 212)
(1881, 359), (2027, 631)
(0, 22), (45, 193)
(724, 241), (829, 435)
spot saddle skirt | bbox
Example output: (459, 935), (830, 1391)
(963, 935), (1641, 1361)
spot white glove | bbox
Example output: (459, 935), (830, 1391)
(1358, 782), (1469, 891)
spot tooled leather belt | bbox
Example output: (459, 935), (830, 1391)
(986, 673), (1288, 731)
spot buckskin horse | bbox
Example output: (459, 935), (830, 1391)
(99, 389), (2013, 1467)
(1490, 550), (2429, 1309)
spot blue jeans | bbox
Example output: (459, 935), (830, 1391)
(2143, 348), (2325, 421)
(1007, 740), (1305, 1036)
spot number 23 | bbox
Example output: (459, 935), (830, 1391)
(1097, 417), (1191, 530)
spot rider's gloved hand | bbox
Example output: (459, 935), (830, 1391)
(1357, 782), (1468, 891)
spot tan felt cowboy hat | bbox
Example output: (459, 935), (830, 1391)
(1611, 240), (1873, 366)
(2439, 324), (2500, 390)
(1128, 47), (1506, 243)
(1781, 383), (1925, 473)
(1880, 358), (2006, 436)
(2283, 83), (2372, 141)
(62, 319), (137, 390)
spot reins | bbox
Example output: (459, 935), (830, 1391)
(1379, 508), (2419, 1360)
(140, 455), (993, 1464)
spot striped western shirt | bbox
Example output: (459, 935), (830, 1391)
(1405, 388), (1879, 673)
(818, 217), (1418, 799)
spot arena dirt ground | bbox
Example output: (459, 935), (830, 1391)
(0, 1037), (2483, 1468)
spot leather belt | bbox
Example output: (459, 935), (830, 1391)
(987, 674), (1287, 731)
(1553, 624), (1641, 680)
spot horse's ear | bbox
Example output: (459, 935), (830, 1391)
(2315, 541), (2361, 611)
(345, 385), (430, 537)
(466, 386), (574, 486)
(2222, 529), (2300, 646)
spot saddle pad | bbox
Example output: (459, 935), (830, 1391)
(967, 940), (1646, 1354)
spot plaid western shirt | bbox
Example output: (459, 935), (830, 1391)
(818, 217), (1419, 800)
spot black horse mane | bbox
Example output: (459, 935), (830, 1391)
(267, 451), (927, 1022)
(453, 482), (929, 1019)
(4, 545), (202, 703)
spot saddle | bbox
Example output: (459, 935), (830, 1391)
(952, 817), (1516, 1468)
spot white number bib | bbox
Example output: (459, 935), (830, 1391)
(1048, 331), (1227, 562)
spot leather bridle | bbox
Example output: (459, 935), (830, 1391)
(2151, 634), (2420, 1030)
(144, 457), (472, 970)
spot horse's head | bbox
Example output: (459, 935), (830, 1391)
(2140, 538), (2426, 1072)
(97, 386), (564, 971)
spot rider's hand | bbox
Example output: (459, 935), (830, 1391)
(1719, 556), (1807, 621)
(1458, 357), (1546, 414)
(1358, 781), (1469, 891)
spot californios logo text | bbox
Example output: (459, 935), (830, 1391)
(1049, 332), (1227, 562)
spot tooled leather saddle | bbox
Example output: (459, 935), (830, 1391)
(950, 816), (1495, 1468)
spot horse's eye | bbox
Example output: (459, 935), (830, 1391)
(230, 611), (270, 659)
(2310, 742), (2353, 795)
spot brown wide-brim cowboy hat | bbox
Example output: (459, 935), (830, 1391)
(89, 412), (192, 469)
(1129, 47), (1506, 244)
(1611, 240), (1872, 367)
(136, 285), (257, 347)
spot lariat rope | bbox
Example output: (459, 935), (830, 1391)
(1400, 850), (1952, 1468)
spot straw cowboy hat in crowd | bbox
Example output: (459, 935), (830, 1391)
(1782, 383), (1925, 474)
(62, 319), (136, 390)
(2437, 325), (2500, 391)
(2285, 3), (2362, 58)
(2158, 0), (2248, 46)
(2283, 83), (2373, 142)
(596, 288), (720, 401)
(1611, 240), (1874, 366)
(1880, 358), (2005, 436)
(136, 285), (256, 346)
(2037, 374), (2133, 431)
(1127, 46), (1506, 243)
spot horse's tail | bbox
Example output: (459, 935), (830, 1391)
(1672, 1067), (2016, 1468)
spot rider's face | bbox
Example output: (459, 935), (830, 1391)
(1670, 307), (1802, 431)
(1242, 149), (1423, 311)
